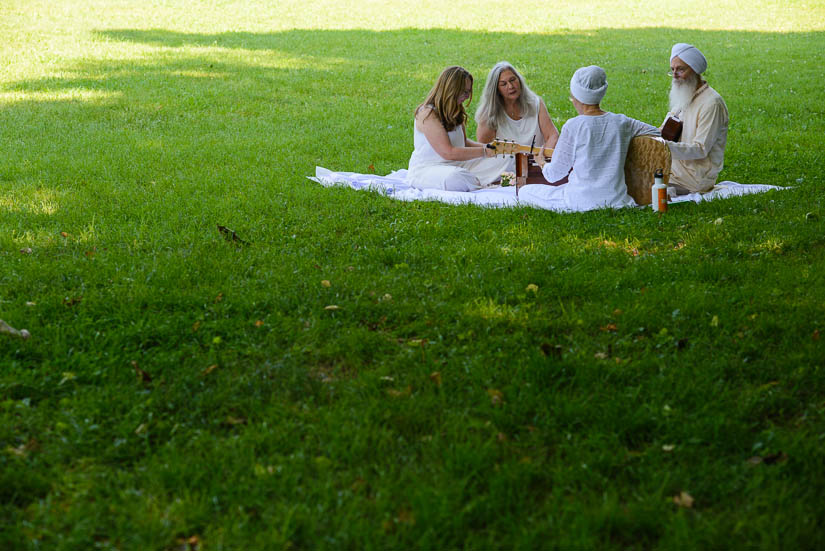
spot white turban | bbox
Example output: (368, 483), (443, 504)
(570, 65), (608, 105)
(670, 43), (707, 74)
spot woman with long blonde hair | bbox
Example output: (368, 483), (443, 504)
(407, 66), (507, 191)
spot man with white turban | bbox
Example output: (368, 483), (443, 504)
(528, 66), (659, 211)
(663, 43), (729, 194)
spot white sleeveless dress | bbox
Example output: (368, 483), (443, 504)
(407, 107), (509, 191)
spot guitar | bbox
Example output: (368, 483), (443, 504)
(486, 138), (554, 159)
(661, 115), (683, 142)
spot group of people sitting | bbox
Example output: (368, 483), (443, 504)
(406, 43), (729, 211)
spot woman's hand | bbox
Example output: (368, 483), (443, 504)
(535, 148), (547, 168)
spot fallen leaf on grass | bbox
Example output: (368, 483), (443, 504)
(429, 371), (442, 386)
(540, 343), (563, 357)
(131, 361), (152, 384)
(350, 477), (367, 493)
(62, 296), (83, 307)
(613, 309), (623, 316)
(813, 329), (820, 341)
(386, 385), (412, 398)
(0, 320), (31, 340)
(6, 438), (38, 458)
(321, 280), (331, 287)
(202, 364), (218, 376)
(214, 293), (223, 303)
(217, 224), (250, 245)
(368, 163), (375, 173)
(487, 388), (503, 406)
(60, 231), (68, 238)
(254, 319), (264, 327)
(324, 305), (340, 310)
(526, 283), (538, 293)
(600, 323), (617, 332)
(396, 508), (415, 526)
(174, 534), (201, 551)
(672, 491), (694, 508)
(224, 416), (247, 426)
(496, 432), (508, 442)
(594, 352), (608, 359)
(192, 321), (201, 332)
(762, 451), (788, 465)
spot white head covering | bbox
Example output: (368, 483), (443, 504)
(670, 43), (707, 74)
(570, 65), (607, 105)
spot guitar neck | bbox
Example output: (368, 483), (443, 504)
(487, 140), (554, 158)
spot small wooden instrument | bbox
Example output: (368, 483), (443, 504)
(487, 139), (554, 159)
(488, 139), (554, 189)
(661, 115), (683, 142)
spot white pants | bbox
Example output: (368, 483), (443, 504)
(407, 157), (510, 191)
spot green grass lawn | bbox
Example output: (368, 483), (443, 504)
(2, 1), (825, 549)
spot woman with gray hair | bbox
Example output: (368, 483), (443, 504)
(475, 61), (559, 155)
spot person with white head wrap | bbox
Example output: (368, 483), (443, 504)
(522, 66), (660, 211)
(670, 43), (708, 74)
(569, 65), (608, 105)
(662, 43), (729, 194)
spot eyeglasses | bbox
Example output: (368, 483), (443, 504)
(667, 66), (690, 77)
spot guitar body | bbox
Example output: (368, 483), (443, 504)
(661, 116), (683, 142)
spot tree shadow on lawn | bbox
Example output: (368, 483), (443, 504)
(1, 27), (821, 227)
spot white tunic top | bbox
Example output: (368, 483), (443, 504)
(541, 112), (659, 211)
(495, 96), (546, 147)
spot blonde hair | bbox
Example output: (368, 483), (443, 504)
(415, 66), (473, 132)
(474, 61), (539, 131)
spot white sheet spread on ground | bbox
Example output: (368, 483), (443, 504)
(310, 167), (786, 211)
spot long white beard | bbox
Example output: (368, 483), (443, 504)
(668, 73), (699, 115)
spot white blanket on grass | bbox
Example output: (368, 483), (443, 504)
(310, 167), (786, 211)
